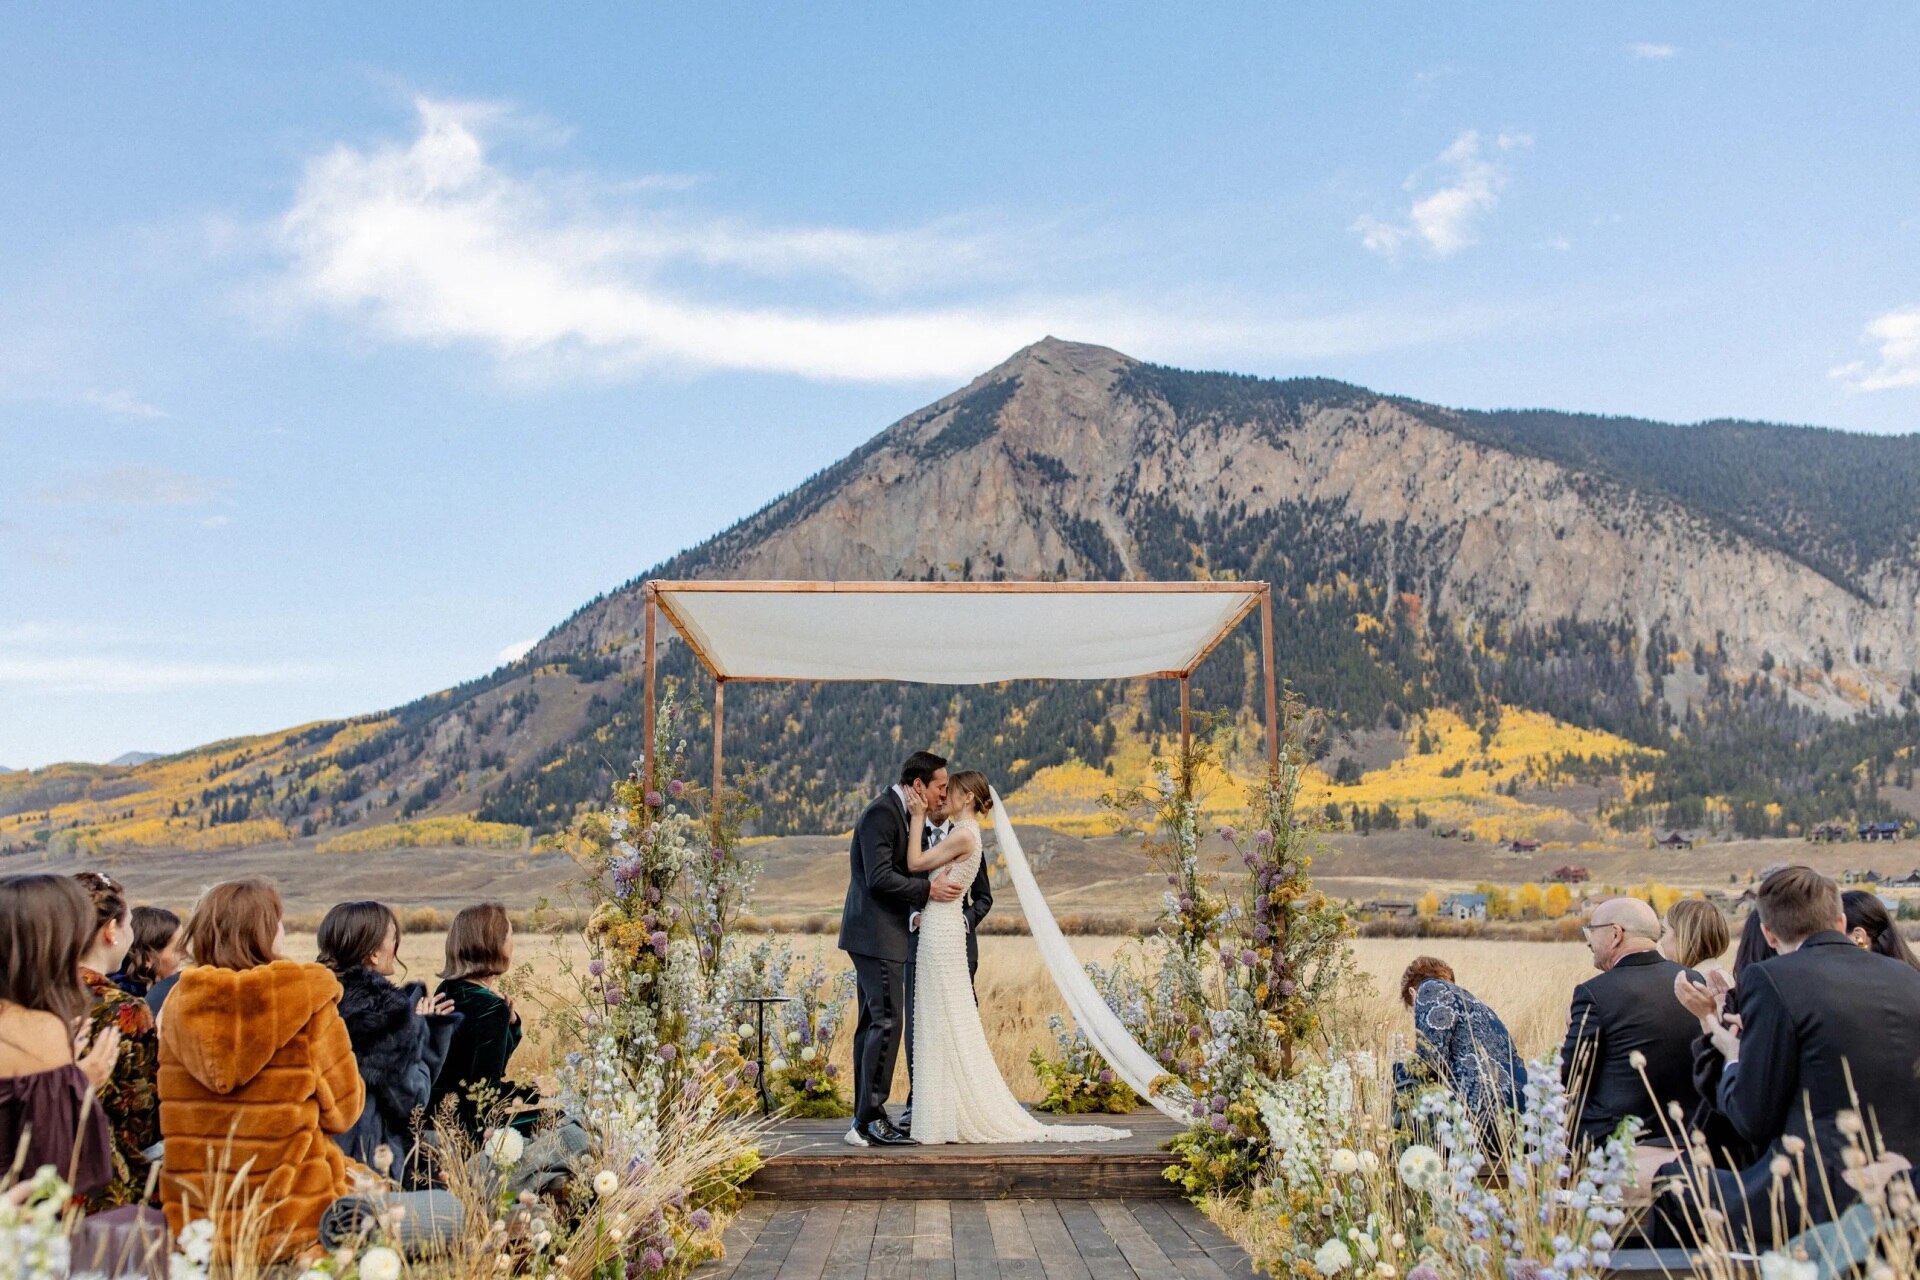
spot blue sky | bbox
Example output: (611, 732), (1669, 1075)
(3, 4), (1918, 767)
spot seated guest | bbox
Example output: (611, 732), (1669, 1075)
(1660, 898), (1731, 972)
(1662, 866), (1920, 1246)
(1732, 908), (1778, 975)
(0, 875), (121, 1198)
(110, 905), (183, 1000)
(1842, 889), (1920, 971)
(317, 901), (459, 1182)
(1678, 909), (1778, 1172)
(73, 871), (162, 1212)
(158, 879), (366, 1262)
(431, 903), (538, 1137)
(1391, 956), (1527, 1137)
(1560, 896), (1701, 1146)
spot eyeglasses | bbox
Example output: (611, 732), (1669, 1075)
(1580, 922), (1621, 940)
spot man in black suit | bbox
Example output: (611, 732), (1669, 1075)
(1560, 896), (1701, 1146)
(1655, 866), (1920, 1247)
(898, 787), (993, 1134)
(837, 751), (964, 1148)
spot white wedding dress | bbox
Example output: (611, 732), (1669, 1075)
(909, 812), (1131, 1145)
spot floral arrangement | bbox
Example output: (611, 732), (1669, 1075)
(739, 945), (855, 1118)
(1220, 1048), (1635, 1280)
(1029, 961), (1159, 1113)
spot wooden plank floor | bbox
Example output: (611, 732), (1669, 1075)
(694, 1198), (1258, 1280)
(747, 1109), (1181, 1200)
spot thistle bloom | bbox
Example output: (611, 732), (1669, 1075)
(644, 791), (664, 808)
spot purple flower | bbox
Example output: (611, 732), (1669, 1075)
(1221, 950), (1238, 970)
(1240, 949), (1259, 967)
(651, 930), (669, 956)
(588, 958), (606, 977)
(1277, 980), (1298, 998)
(640, 1247), (665, 1273)
(1253, 924), (1272, 943)
(742, 1061), (759, 1079)
(1407, 1268), (1440, 1280)
(644, 790), (664, 808)
(658, 1043), (678, 1061)
(603, 987), (623, 1006)
(1219, 826), (1236, 842)
(1190, 1102), (1206, 1118)
(690, 1208), (713, 1231)
(1212, 1095), (1228, 1113)
(1166, 873), (1179, 887)
(824, 1064), (838, 1078)
(801, 1077), (815, 1091)
(1178, 895), (1194, 911)
(710, 846), (726, 864)
(1254, 830), (1274, 849)
(1187, 1026), (1202, 1042)
(667, 779), (685, 798)
(1209, 1114), (1229, 1132)
(1098, 1070), (1115, 1085)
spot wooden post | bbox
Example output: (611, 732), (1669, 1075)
(1260, 584), (1279, 780)
(711, 677), (726, 838)
(1179, 676), (1192, 771)
(643, 583), (658, 795)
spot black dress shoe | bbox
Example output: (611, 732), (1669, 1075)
(896, 1111), (912, 1136)
(861, 1118), (916, 1146)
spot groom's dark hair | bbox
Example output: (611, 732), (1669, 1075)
(899, 751), (948, 787)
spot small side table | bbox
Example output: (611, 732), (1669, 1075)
(732, 995), (793, 1116)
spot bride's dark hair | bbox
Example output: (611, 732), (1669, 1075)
(947, 770), (994, 815)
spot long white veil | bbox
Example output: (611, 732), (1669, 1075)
(988, 788), (1191, 1121)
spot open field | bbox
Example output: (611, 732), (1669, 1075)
(284, 930), (1595, 1106)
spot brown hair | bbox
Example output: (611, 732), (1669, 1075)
(317, 901), (401, 976)
(1756, 865), (1843, 948)
(1664, 897), (1731, 969)
(0, 874), (97, 1031)
(946, 769), (995, 817)
(122, 905), (182, 988)
(184, 878), (284, 970)
(1399, 955), (1455, 1007)
(72, 869), (130, 935)
(441, 903), (512, 981)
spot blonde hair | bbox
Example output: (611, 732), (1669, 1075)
(1664, 897), (1731, 969)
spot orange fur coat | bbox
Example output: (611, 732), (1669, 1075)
(158, 960), (365, 1259)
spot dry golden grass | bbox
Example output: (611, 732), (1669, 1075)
(285, 930), (1592, 1104)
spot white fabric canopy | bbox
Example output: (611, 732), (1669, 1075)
(652, 582), (1261, 683)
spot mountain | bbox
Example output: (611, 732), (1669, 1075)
(6, 338), (1918, 856)
(109, 751), (163, 767)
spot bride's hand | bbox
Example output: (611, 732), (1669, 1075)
(905, 787), (927, 819)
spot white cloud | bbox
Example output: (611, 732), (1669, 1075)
(1628, 43), (1678, 60)
(1353, 129), (1530, 261)
(35, 464), (219, 507)
(200, 514), (232, 528)
(0, 653), (326, 694)
(495, 638), (537, 664)
(270, 96), (1523, 383)
(1831, 307), (1920, 392)
(78, 388), (171, 419)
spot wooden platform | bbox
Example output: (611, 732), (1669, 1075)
(745, 1111), (1182, 1201)
(694, 1198), (1258, 1280)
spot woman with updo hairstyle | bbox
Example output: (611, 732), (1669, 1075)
(112, 905), (184, 1000)
(1843, 889), (1920, 971)
(1390, 955), (1527, 1143)
(72, 870), (162, 1211)
(318, 900), (458, 1181)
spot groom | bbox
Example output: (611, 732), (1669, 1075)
(838, 750), (964, 1148)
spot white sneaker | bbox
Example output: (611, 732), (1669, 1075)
(843, 1125), (870, 1148)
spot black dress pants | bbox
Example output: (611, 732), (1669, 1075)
(848, 951), (907, 1126)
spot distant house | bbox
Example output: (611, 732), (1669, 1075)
(1504, 837), (1542, 853)
(1859, 821), (1903, 843)
(1657, 832), (1694, 851)
(1550, 865), (1590, 884)
(1810, 822), (1850, 843)
(1839, 868), (1882, 885)
(1884, 869), (1920, 889)
(1439, 892), (1489, 922)
(1359, 899), (1418, 919)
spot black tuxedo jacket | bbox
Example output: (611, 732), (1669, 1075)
(1560, 950), (1702, 1144)
(1719, 932), (1920, 1206)
(837, 789), (931, 963)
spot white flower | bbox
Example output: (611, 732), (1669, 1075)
(482, 1127), (524, 1168)
(1628, 1050), (1647, 1070)
(769, 1057), (788, 1072)
(800, 1046), (817, 1062)
(1314, 1239), (1354, 1276)
(359, 1246), (403, 1280)
(737, 1023), (755, 1039)
(593, 1170), (621, 1197)
(786, 1030), (801, 1045)
(1396, 1144), (1444, 1193)
(1358, 1150), (1379, 1173)
(1330, 1148), (1360, 1175)
(179, 1218), (216, 1267)
(1389, 1233), (1405, 1250)
(295, 1271), (329, 1280)
(1376, 1267), (1396, 1279)
(1757, 1252), (1818, 1280)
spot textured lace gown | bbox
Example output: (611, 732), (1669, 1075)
(910, 818), (1130, 1145)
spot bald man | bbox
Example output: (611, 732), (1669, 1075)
(1559, 896), (1702, 1145)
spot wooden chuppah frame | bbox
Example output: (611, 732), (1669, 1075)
(635, 580), (1281, 825)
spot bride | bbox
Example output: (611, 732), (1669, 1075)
(903, 769), (1129, 1145)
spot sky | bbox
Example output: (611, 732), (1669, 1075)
(3, 4), (1918, 768)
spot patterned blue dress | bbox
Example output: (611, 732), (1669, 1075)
(1392, 978), (1527, 1129)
